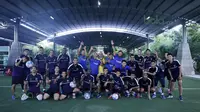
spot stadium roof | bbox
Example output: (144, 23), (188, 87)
(0, 0), (200, 49)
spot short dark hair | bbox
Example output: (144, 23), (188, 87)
(122, 60), (127, 63)
(118, 50), (123, 53)
(145, 49), (151, 52)
(115, 68), (121, 72)
(167, 53), (173, 56)
(130, 54), (134, 57)
(103, 67), (108, 70)
(39, 46), (44, 50)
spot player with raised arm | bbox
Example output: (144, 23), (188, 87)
(77, 41), (88, 71)
(111, 40), (123, 69)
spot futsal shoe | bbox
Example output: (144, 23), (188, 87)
(152, 94), (156, 99)
(12, 95), (16, 100)
(161, 95), (166, 99)
(167, 95), (173, 99)
(96, 94), (101, 99)
(179, 96), (183, 101)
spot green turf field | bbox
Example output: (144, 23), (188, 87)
(0, 76), (200, 112)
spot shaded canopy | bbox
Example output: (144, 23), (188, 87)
(0, 0), (200, 48)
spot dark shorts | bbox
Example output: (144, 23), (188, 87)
(155, 77), (165, 87)
(46, 88), (59, 96)
(100, 83), (112, 92)
(61, 86), (73, 95)
(27, 90), (41, 97)
(164, 69), (171, 80)
(12, 76), (24, 85)
(172, 74), (182, 82)
(113, 85), (124, 93)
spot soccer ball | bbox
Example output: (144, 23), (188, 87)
(111, 93), (119, 100)
(26, 61), (34, 68)
(36, 94), (43, 101)
(21, 93), (29, 101)
(84, 92), (91, 100)
(69, 82), (76, 88)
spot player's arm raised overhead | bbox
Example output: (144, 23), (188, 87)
(88, 46), (94, 58)
(84, 46), (88, 57)
(111, 40), (116, 56)
(77, 41), (84, 56)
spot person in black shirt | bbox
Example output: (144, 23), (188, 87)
(127, 54), (140, 78)
(138, 71), (152, 100)
(97, 67), (114, 98)
(166, 53), (183, 101)
(67, 58), (86, 88)
(57, 47), (70, 73)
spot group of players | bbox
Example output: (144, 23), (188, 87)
(11, 40), (183, 101)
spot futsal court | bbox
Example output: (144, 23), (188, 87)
(0, 76), (199, 112)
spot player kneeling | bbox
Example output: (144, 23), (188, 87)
(22, 66), (43, 101)
(138, 71), (154, 100)
(109, 69), (124, 99)
(59, 71), (80, 100)
(123, 74), (139, 98)
(80, 72), (95, 99)
(43, 66), (61, 100)
(97, 67), (114, 98)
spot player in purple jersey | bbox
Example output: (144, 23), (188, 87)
(57, 47), (70, 73)
(34, 47), (48, 91)
(77, 41), (88, 70)
(127, 54), (140, 78)
(59, 71), (80, 100)
(123, 74), (139, 98)
(97, 67), (114, 98)
(67, 58), (85, 88)
(138, 72), (152, 100)
(111, 40), (123, 69)
(80, 72), (95, 94)
(46, 50), (57, 77)
(24, 66), (43, 100)
(144, 49), (157, 70)
(43, 66), (61, 100)
(11, 56), (29, 100)
(147, 61), (158, 99)
(166, 53), (183, 101)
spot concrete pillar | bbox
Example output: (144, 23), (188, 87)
(7, 18), (22, 66)
(176, 21), (195, 75)
(146, 34), (149, 49)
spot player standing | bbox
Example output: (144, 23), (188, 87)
(11, 56), (29, 100)
(166, 53), (183, 101)
(57, 47), (70, 73)
(111, 40), (123, 69)
(34, 47), (48, 91)
(77, 42), (88, 71)
(46, 50), (57, 77)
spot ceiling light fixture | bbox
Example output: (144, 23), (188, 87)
(100, 32), (101, 34)
(146, 16), (150, 20)
(50, 16), (54, 20)
(98, 0), (101, 7)
(73, 36), (76, 38)
(127, 36), (129, 39)
(47, 27), (151, 40)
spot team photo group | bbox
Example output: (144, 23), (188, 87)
(11, 40), (183, 101)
